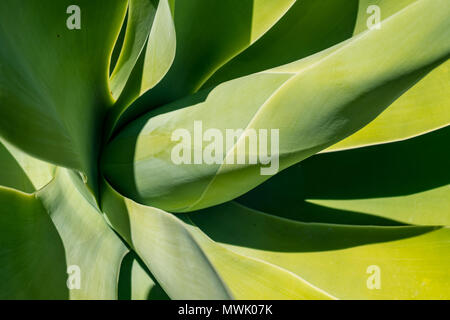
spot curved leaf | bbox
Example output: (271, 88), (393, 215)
(107, 0), (177, 136)
(101, 181), (233, 300)
(112, 0), (298, 131)
(37, 169), (128, 299)
(203, 0), (359, 88)
(326, 61), (450, 151)
(239, 126), (450, 226)
(0, 0), (128, 187)
(118, 252), (170, 300)
(181, 215), (336, 300)
(103, 0), (450, 212)
(0, 187), (68, 299)
(0, 137), (55, 193)
(190, 202), (450, 299)
(207, 0), (450, 150)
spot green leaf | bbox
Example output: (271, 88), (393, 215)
(208, 0), (450, 150)
(110, 0), (160, 100)
(202, 0), (359, 88)
(239, 126), (450, 226)
(101, 181), (233, 300)
(37, 169), (128, 300)
(0, 0), (128, 188)
(0, 187), (68, 299)
(103, 0), (450, 212)
(190, 202), (450, 299)
(107, 0), (177, 136)
(118, 252), (170, 300)
(112, 0), (298, 131)
(204, 0), (436, 88)
(103, 180), (333, 299)
(326, 61), (450, 151)
(307, 127), (450, 226)
(0, 137), (55, 193)
(181, 215), (336, 300)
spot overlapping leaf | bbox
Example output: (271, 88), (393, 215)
(0, 0), (127, 188)
(118, 252), (169, 300)
(0, 137), (54, 193)
(0, 0), (448, 301)
(101, 181), (232, 300)
(107, 0), (176, 136)
(103, 0), (450, 212)
(112, 0), (299, 131)
(0, 187), (68, 299)
(189, 202), (450, 299)
(239, 126), (450, 226)
(37, 169), (128, 299)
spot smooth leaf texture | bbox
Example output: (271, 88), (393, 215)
(190, 202), (450, 299)
(203, 0), (431, 87)
(0, 137), (55, 193)
(112, 0), (298, 131)
(205, 0), (450, 152)
(202, 0), (359, 88)
(239, 126), (450, 226)
(37, 169), (128, 299)
(110, 0), (159, 100)
(180, 215), (336, 300)
(103, 0), (450, 212)
(0, 0), (127, 188)
(326, 61), (450, 151)
(324, 0), (450, 150)
(118, 252), (170, 300)
(0, 168), (128, 300)
(101, 181), (232, 300)
(0, 0), (448, 301)
(107, 0), (176, 136)
(103, 179), (334, 299)
(0, 187), (68, 299)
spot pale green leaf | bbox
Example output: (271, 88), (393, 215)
(181, 215), (336, 300)
(37, 169), (128, 300)
(190, 202), (450, 299)
(0, 137), (55, 193)
(108, 0), (177, 134)
(0, 0), (128, 187)
(112, 0), (298, 131)
(118, 252), (170, 300)
(101, 181), (233, 300)
(239, 126), (450, 226)
(0, 187), (68, 299)
(103, 0), (450, 212)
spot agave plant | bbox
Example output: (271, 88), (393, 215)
(0, 0), (449, 300)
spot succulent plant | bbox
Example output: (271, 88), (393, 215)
(0, 0), (449, 299)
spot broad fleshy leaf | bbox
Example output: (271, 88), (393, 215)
(202, 0), (359, 88)
(0, 0), (127, 187)
(0, 137), (55, 193)
(101, 181), (233, 300)
(103, 0), (450, 212)
(181, 215), (336, 300)
(36, 169), (128, 300)
(239, 126), (450, 226)
(118, 252), (170, 300)
(326, 61), (450, 151)
(0, 187), (68, 299)
(107, 0), (176, 136)
(112, 0), (298, 131)
(190, 202), (450, 299)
